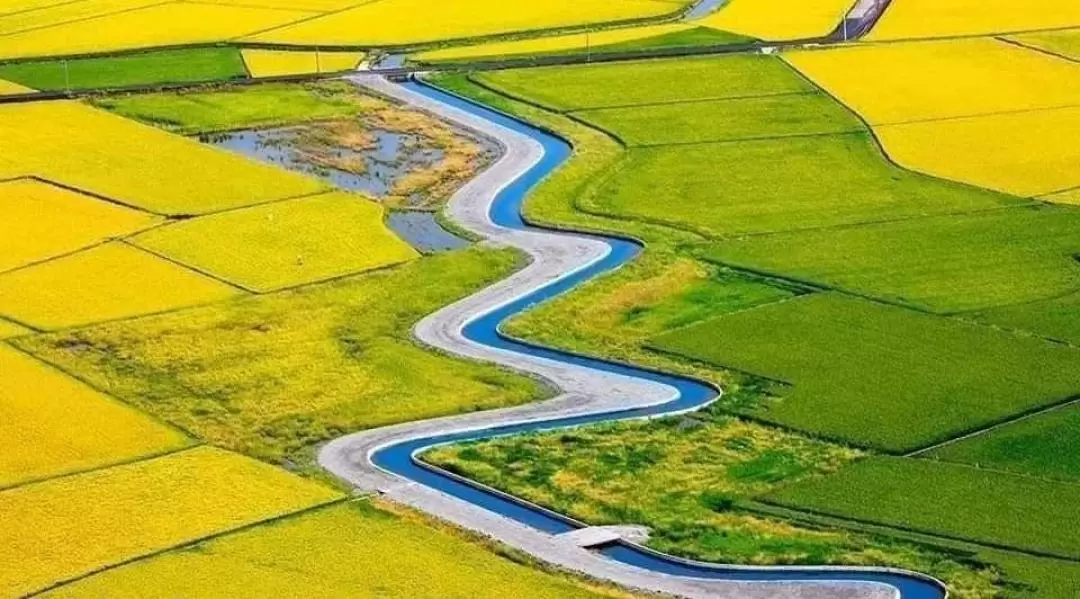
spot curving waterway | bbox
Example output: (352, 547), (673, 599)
(366, 80), (944, 599)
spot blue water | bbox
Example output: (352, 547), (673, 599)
(370, 80), (944, 599)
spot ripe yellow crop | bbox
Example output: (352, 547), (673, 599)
(415, 24), (692, 62)
(0, 78), (32, 95)
(0, 242), (240, 329)
(0, 101), (326, 214)
(0, 446), (341, 597)
(1044, 187), (1080, 205)
(134, 191), (418, 292)
(0, 0), (159, 36)
(241, 49), (364, 77)
(785, 38), (1080, 125)
(0, 178), (160, 273)
(877, 106), (1080, 199)
(867, 0), (1080, 41)
(247, 0), (689, 46)
(0, 2), (316, 59)
(1010, 29), (1080, 61)
(0, 318), (29, 338)
(697, 0), (855, 41)
(0, 345), (188, 488)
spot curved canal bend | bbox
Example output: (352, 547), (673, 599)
(324, 77), (945, 599)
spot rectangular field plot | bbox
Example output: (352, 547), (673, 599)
(866, 0), (1080, 41)
(0, 178), (159, 273)
(696, 0), (854, 41)
(0, 446), (340, 597)
(786, 38), (1080, 125)
(0, 2), (316, 59)
(0, 101), (325, 215)
(240, 49), (363, 77)
(590, 133), (1020, 238)
(39, 502), (613, 598)
(478, 54), (811, 111)
(765, 456), (1080, 559)
(572, 91), (862, 146)
(929, 403), (1080, 481)
(246, 0), (690, 47)
(706, 206), (1080, 312)
(133, 192), (417, 292)
(877, 106), (1080, 199)
(0, 242), (239, 329)
(0, 345), (188, 488)
(649, 293), (1080, 452)
(0, 0), (158, 36)
(0, 47), (246, 91)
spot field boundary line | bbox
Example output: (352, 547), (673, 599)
(875, 101), (1080, 129)
(566, 90), (820, 114)
(117, 238), (259, 294)
(906, 396), (1080, 457)
(0, 0), (94, 19)
(626, 126), (868, 149)
(18, 175), (170, 216)
(0, 443), (197, 494)
(755, 496), (1080, 563)
(853, 24), (1080, 47)
(178, 0), (327, 15)
(24, 496), (350, 597)
(0, 0), (173, 39)
(995, 35), (1080, 65)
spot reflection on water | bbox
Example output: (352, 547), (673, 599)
(387, 211), (469, 253)
(685, 0), (731, 20)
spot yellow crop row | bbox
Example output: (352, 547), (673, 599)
(415, 23), (692, 63)
(867, 0), (1080, 41)
(0, 446), (341, 597)
(195, 0), (359, 10)
(247, 0), (689, 47)
(878, 106), (1080, 199)
(0, 101), (326, 215)
(241, 48), (364, 77)
(0, 178), (160, 273)
(134, 191), (418, 292)
(697, 0), (855, 41)
(0, 2), (316, 59)
(0, 242), (240, 329)
(1, 0), (84, 15)
(786, 37), (1080, 125)
(1009, 28), (1080, 61)
(0, 344), (188, 488)
(42, 501), (622, 598)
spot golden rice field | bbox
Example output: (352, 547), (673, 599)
(134, 192), (418, 292)
(0, 242), (239, 329)
(0, 345), (188, 488)
(0, 101), (326, 215)
(785, 38), (1080, 125)
(41, 501), (627, 599)
(0, 0), (158, 36)
(877, 107), (1080, 199)
(415, 23), (693, 63)
(201, 0), (361, 10)
(695, 0), (854, 41)
(241, 49), (364, 77)
(0, 2), (316, 59)
(0, 178), (160, 273)
(247, 0), (691, 47)
(0, 318), (30, 338)
(866, 0), (1080, 41)
(0, 446), (341, 597)
(787, 38), (1080, 198)
(0, 78), (32, 94)
(1010, 28), (1080, 61)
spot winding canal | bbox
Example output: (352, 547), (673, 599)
(359, 79), (946, 599)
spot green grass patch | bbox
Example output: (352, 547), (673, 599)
(0, 47), (245, 92)
(706, 205), (1080, 312)
(16, 247), (546, 465)
(572, 91), (863, 146)
(94, 80), (376, 134)
(478, 54), (811, 111)
(424, 418), (998, 595)
(974, 291), (1080, 346)
(592, 133), (1021, 238)
(650, 292), (1080, 452)
(929, 403), (1080, 481)
(592, 26), (751, 53)
(765, 456), (1080, 559)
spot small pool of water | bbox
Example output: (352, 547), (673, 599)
(684, 0), (731, 20)
(206, 124), (471, 252)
